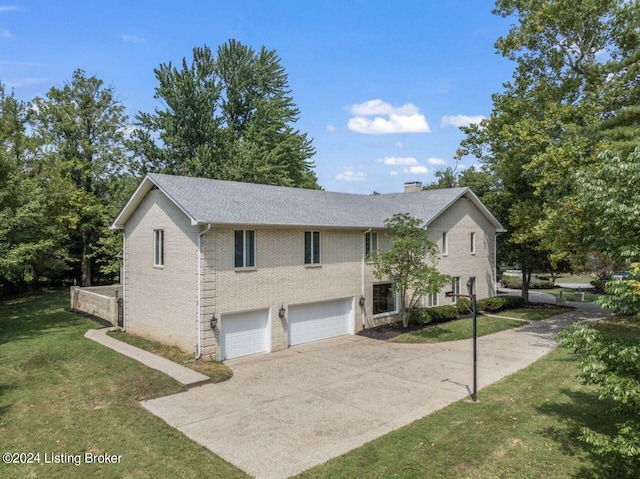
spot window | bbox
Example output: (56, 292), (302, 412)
(234, 230), (256, 268)
(469, 276), (476, 295)
(442, 231), (448, 255)
(304, 231), (321, 265)
(373, 283), (396, 315)
(451, 277), (461, 303)
(365, 231), (378, 255)
(154, 229), (164, 267)
(426, 292), (438, 307)
(470, 232), (476, 254)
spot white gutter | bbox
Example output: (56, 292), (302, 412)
(361, 228), (371, 328)
(121, 232), (126, 331)
(196, 224), (212, 359)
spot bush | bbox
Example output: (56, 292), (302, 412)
(591, 279), (606, 293)
(477, 295), (526, 312)
(456, 297), (472, 314)
(500, 275), (554, 289)
(409, 305), (459, 325)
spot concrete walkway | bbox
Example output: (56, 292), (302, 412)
(84, 328), (210, 388)
(140, 301), (611, 479)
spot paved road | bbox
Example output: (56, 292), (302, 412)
(141, 301), (610, 479)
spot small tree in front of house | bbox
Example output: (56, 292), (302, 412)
(366, 213), (451, 327)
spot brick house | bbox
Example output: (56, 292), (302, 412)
(111, 174), (505, 361)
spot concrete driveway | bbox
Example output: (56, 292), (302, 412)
(141, 304), (610, 479)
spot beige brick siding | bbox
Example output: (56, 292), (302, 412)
(124, 189), (200, 352)
(125, 191), (498, 361)
(427, 196), (497, 304)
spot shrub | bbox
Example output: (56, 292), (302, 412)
(427, 305), (458, 323)
(591, 279), (606, 293)
(409, 305), (459, 325)
(477, 295), (526, 312)
(456, 297), (472, 314)
(500, 275), (554, 289)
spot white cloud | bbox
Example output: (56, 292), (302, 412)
(336, 170), (366, 182)
(120, 34), (147, 43)
(348, 113), (430, 134)
(441, 114), (485, 128)
(395, 141), (404, 148)
(427, 157), (446, 166)
(326, 124), (336, 133)
(390, 170), (399, 176)
(0, 27), (14, 39)
(347, 99), (430, 134)
(348, 99), (419, 116)
(0, 6), (20, 12)
(378, 156), (418, 166)
(403, 166), (429, 175)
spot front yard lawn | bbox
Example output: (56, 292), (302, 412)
(0, 291), (248, 479)
(297, 314), (639, 479)
(392, 305), (570, 343)
(391, 316), (524, 343)
(546, 288), (602, 303)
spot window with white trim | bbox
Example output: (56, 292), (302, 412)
(365, 231), (378, 256)
(442, 231), (448, 255)
(304, 231), (321, 265)
(154, 229), (164, 267)
(234, 230), (256, 268)
(426, 292), (438, 307)
(470, 232), (476, 254)
(373, 283), (396, 315)
(469, 276), (476, 295)
(451, 276), (461, 303)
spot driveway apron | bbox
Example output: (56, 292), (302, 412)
(141, 302), (610, 479)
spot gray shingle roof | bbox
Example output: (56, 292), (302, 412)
(112, 173), (504, 231)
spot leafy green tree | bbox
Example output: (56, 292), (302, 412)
(558, 323), (640, 475)
(31, 70), (130, 286)
(366, 213), (450, 327)
(458, 0), (638, 299)
(0, 83), (68, 292)
(132, 40), (318, 188)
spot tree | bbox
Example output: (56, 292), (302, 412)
(457, 0), (638, 300)
(0, 83), (68, 292)
(366, 213), (450, 327)
(31, 70), (130, 286)
(558, 324), (640, 475)
(131, 40), (318, 188)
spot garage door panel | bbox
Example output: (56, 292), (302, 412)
(222, 309), (269, 360)
(289, 298), (353, 346)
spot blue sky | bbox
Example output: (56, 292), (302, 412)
(1, 1), (515, 194)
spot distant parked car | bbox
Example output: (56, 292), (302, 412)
(611, 271), (630, 280)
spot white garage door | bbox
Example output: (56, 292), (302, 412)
(221, 309), (269, 360)
(288, 298), (353, 346)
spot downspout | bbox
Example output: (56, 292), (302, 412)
(361, 228), (371, 328)
(122, 232), (126, 331)
(196, 223), (212, 359)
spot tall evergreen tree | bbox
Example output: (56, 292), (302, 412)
(131, 40), (318, 188)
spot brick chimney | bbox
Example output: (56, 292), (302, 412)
(404, 181), (423, 193)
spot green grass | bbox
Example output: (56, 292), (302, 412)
(296, 316), (639, 479)
(391, 316), (524, 343)
(545, 288), (602, 303)
(542, 273), (594, 284)
(107, 329), (232, 382)
(0, 291), (248, 479)
(491, 307), (570, 322)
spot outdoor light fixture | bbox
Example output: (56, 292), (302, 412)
(278, 305), (286, 319)
(359, 296), (365, 307)
(210, 313), (218, 329)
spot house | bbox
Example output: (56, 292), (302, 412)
(111, 174), (505, 361)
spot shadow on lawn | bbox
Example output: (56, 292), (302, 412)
(536, 388), (636, 479)
(0, 291), (85, 347)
